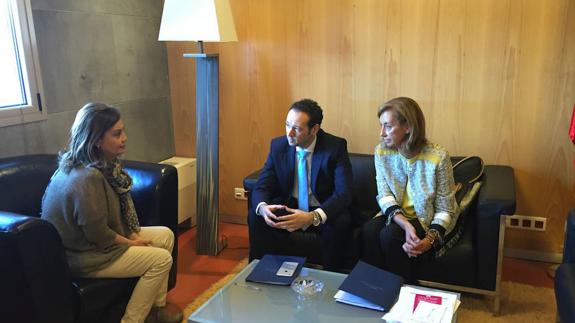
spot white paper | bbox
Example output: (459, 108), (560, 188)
(276, 261), (298, 277)
(381, 285), (460, 323)
(411, 301), (446, 323)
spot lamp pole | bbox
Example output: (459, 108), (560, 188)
(184, 50), (227, 255)
(158, 0), (237, 256)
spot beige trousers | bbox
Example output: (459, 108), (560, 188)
(84, 226), (174, 323)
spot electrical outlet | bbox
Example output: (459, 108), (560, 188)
(234, 188), (247, 200)
(505, 215), (546, 231)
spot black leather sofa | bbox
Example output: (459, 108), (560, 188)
(0, 154), (178, 323)
(244, 153), (516, 313)
(555, 209), (575, 322)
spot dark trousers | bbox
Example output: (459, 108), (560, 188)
(248, 198), (351, 272)
(361, 216), (433, 283)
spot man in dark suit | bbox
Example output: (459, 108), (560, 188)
(248, 99), (353, 271)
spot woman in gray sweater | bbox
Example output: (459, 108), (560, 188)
(41, 103), (182, 323)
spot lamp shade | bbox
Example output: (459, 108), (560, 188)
(158, 0), (237, 42)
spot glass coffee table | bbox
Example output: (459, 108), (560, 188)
(188, 259), (389, 322)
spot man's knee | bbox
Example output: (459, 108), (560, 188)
(248, 209), (264, 230)
(321, 211), (352, 242)
(329, 210), (352, 227)
(248, 209), (268, 260)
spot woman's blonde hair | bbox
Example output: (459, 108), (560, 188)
(59, 102), (121, 172)
(377, 97), (427, 156)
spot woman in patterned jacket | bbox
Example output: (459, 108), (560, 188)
(361, 97), (460, 283)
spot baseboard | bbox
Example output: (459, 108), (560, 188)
(221, 214), (247, 225)
(504, 247), (562, 264)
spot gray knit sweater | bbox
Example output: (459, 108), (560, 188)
(41, 166), (129, 275)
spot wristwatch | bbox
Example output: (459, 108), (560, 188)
(311, 211), (322, 227)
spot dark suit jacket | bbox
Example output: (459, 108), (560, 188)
(252, 129), (353, 221)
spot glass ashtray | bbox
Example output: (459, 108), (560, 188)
(291, 276), (325, 297)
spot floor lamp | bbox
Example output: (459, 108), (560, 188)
(158, 0), (237, 255)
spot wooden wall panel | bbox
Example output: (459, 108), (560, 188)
(167, 0), (575, 253)
(166, 42), (197, 157)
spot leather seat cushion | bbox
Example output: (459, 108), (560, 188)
(73, 277), (138, 315)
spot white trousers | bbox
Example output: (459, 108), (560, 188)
(84, 226), (174, 323)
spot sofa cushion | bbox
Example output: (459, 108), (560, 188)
(349, 153), (379, 225)
(74, 277), (138, 313)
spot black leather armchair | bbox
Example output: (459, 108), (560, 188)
(244, 153), (515, 313)
(0, 154), (178, 323)
(555, 209), (575, 322)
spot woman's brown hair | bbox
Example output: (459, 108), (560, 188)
(377, 97), (427, 156)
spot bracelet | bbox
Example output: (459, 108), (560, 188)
(390, 208), (403, 219)
(425, 233), (436, 245)
(426, 229), (440, 246)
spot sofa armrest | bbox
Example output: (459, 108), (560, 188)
(477, 166), (516, 217)
(474, 165), (516, 290)
(563, 210), (575, 263)
(123, 161), (178, 229)
(556, 211), (575, 322)
(0, 211), (76, 323)
(243, 169), (260, 192)
(243, 169), (261, 213)
(556, 263), (575, 323)
(122, 160), (178, 289)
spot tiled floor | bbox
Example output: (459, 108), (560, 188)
(167, 222), (556, 310)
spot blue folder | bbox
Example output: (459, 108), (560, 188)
(337, 260), (404, 311)
(245, 254), (306, 285)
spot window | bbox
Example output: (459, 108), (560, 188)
(0, 0), (45, 127)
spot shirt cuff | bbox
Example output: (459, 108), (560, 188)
(255, 202), (267, 216)
(314, 208), (327, 224)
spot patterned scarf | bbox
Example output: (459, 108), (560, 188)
(94, 160), (140, 233)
